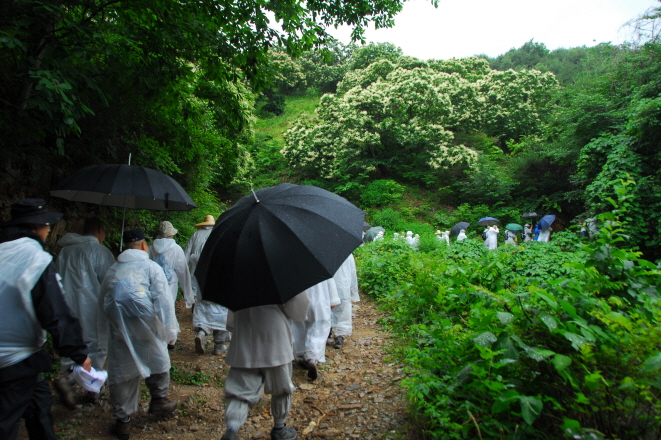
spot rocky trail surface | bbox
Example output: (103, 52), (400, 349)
(19, 295), (413, 440)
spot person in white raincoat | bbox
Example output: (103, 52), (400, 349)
(405, 231), (416, 247)
(484, 226), (499, 250)
(149, 221), (193, 347)
(101, 229), (179, 439)
(292, 278), (340, 380)
(504, 229), (517, 245)
(537, 226), (552, 242)
(56, 217), (115, 401)
(457, 229), (468, 241)
(442, 231), (450, 245)
(185, 215), (231, 355)
(523, 224), (533, 242)
(330, 254), (359, 349)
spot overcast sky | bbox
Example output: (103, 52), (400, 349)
(327, 0), (659, 60)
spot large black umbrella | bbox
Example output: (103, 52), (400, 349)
(51, 164), (197, 211)
(450, 222), (470, 237)
(522, 212), (540, 219)
(195, 183), (365, 311)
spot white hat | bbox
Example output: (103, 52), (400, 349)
(158, 221), (178, 237)
(71, 365), (107, 393)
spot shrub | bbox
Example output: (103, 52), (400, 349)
(360, 179), (405, 208)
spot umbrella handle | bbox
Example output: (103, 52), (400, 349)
(251, 187), (260, 203)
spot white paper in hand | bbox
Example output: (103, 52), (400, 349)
(71, 365), (108, 393)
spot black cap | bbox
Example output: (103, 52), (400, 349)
(2, 198), (63, 227)
(123, 229), (145, 244)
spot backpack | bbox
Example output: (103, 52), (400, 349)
(482, 230), (487, 240)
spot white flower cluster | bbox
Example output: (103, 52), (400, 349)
(282, 56), (558, 180)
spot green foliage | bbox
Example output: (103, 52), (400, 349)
(356, 182), (661, 439)
(360, 179), (405, 208)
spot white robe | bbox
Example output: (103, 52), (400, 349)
(57, 233), (115, 370)
(485, 228), (498, 250)
(293, 279), (340, 363)
(504, 230), (517, 245)
(457, 231), (468, 241)
(523, 227), (533, 242)
(331, 254), (359, 338)
(184, 227), (229, 333)
(101, 249), (178, 384)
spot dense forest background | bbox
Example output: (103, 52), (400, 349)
(2, 1), (661, 259)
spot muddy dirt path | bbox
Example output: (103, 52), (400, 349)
(18, 295), (410, 440)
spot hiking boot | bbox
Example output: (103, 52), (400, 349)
(53, 376), (76, 410)
(270, 424), (297, 440)
(195, 330), (206, 355)
(149, 397), (177, 415)
(167, 343), (176, 350)
(305, 359), (318, 381)
(221, 429), (240, 440)
(110, 419), (130, 440)
(334, 336), (344, 349)
(213, 343), (228, 355)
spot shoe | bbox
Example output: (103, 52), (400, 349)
(334, 336), (344, 349)
(110, 419), (130, 440)
(213, 343), (228, 355)
(53, 376), (76, 410)
(195, 330), (206, 355)
(149, 397), (177, 415)
(221, 429), (240, 440)
(305, 359), (318, 381)
(270, 424), (297, 440)
(167, 343), (175, 350)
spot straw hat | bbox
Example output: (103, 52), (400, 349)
(195, 215), (215, 227)
(435, 230), (441, 235)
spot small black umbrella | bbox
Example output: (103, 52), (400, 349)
(195, 183), (365, 311)
(364, 226), (385, 242)
(450, 221), (470, 237)
(363, 221), (372, 232)
(522, 212), (540, 219)
(51, 164), (197, 211)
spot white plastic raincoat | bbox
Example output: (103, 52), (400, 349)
(184, 227), (229, 333)
(504, 230), (517, 245)
(538, 227), (552, 242)
(149, 238), (193, 308)
(331, 254), (359, 338)
(405, 231), (415, 246)
(101, 249), (178, 384)
(457, 230), (468, 241)
(57, 233), (115, 370)
(0, 238), (50, 368)
(485, 227), (498, 250)
(293, 278), (340, 363)
(523, 226), (533, 242)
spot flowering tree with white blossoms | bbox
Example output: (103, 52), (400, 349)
(282, 56), (558, 184)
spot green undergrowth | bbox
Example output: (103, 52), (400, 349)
(355, 182), (661, 439)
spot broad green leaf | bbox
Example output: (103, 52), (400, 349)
(552, 354), (572, 372)
(643, 353), (661, 372)
(497, 311), (514, 325)
(539, 312), (557, 331)
(474, 332), (497, 347)
(519, 396), (543, 425)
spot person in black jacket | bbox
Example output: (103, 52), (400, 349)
(0, 199), (91, 440)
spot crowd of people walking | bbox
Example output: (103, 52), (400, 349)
(0, 198), (359, 440)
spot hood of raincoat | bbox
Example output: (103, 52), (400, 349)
(57, 233), (99, 247)
(152, 237), (176, 254)
(118, 248), (149, 263)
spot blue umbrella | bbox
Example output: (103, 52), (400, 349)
(477, 217), (499, 226)
(539, 215), (556, 230)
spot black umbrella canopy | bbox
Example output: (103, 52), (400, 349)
(195, 183), (365, 311)
(364, 226), (385, 242)
(51, 164), (197, 211)
(522, 212), (540, 219)
(450, 222), (470, 237)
